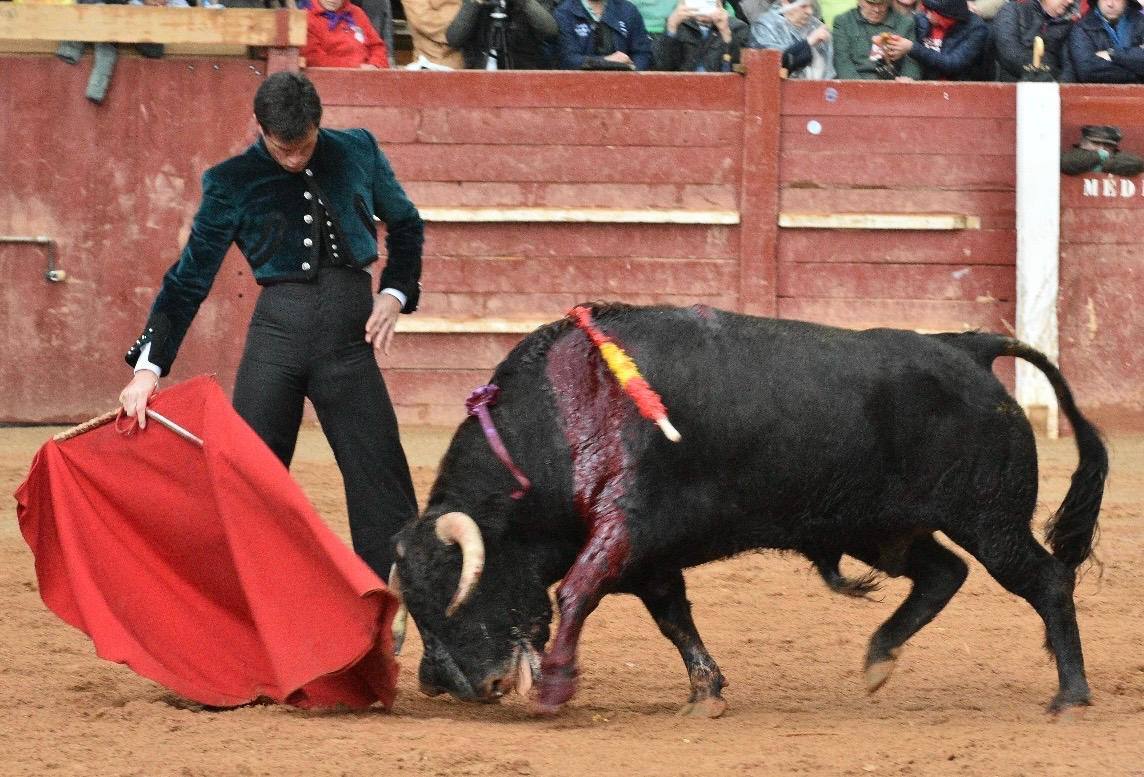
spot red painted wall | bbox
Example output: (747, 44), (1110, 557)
(1, 52), (1139, 428)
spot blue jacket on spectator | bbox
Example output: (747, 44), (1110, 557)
(909, 0), (990, 79)
(553, 0), (653, 70)
(1069, 4), (1144, 82)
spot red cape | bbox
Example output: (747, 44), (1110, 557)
(14, 376), (400, 709)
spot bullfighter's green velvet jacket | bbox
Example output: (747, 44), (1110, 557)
(125, 127), (423, 376)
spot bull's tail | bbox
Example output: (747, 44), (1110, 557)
(934, 332), (1109, 570)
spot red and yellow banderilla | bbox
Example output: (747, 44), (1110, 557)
(569, 305), (681, 443)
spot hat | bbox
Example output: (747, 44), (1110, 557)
(921, 0), (971, 20)
(1081, 125), (1122, 146)
(860, 0), (889, 4)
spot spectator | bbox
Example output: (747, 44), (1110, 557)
(833, 0), (921, 78)
(891, 0), (918, 15)
(882, 0), (990, 78)
(301, 0), (390, 66)
(354, 0), (397, 65)
(750, 0), (836, 78)
(446, 0), (559, 68)
(654, 0), (750, 70)
(553, 0), (654, 69)
(1069, 0), (1144, 82)
(405, 0), (466, 67)
(820, 0), (856, 26)
(632, 0), (681, 39)
(992, 0), (1079, 81)
(56, 0), (189, 104)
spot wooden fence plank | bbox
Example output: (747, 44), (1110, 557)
(423, 222), (738, 259)
(418, 291), (738, 317)
(308, 70), (745, 111)
(386, 144), (741, 184)
(781, 151), (1015, 189)
(424, 256), (738, 294)
(782, 80), (1016, 118)
(405, 181), (739, 210)
(779, 263), (1015, 301)
(778, 298), (1013, 333)
(778, 229), (1016, 265)
(0, 5), (305, 45)
(781, 116), (1016, 154)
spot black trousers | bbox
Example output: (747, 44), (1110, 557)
(232, 267), (416, 578)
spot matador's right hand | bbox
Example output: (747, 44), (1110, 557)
(119, 371), (159, 429)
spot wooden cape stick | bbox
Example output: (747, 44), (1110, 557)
(54, 409), (204, 447)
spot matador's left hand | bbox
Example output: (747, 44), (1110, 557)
(365, 292), (402, 357)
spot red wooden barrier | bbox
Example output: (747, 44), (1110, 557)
(1, 53), (1140, 428)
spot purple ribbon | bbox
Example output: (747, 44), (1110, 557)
(465, 384), (531, 500)
(320, 9), (354, 30)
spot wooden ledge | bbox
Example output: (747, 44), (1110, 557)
(418, 207), (741, 225)
(0, 6), (306, 47)
(778, 212), (981, 230)
(395, 316), (550, 334)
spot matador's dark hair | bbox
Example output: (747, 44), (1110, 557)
(253, 72), (323, 141)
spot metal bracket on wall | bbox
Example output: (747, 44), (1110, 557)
(0, 235), (65, 282)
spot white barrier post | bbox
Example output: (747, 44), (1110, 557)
(1015, 81), (1061, 438)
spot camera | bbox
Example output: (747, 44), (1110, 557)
(685, 0), (718, 12)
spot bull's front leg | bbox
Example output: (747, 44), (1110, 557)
(533, 517), (630, 715)
(633, 570), (727, 718)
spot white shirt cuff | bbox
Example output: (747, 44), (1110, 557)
(134, 342), (162, 378)
(381, 288), (407, 308)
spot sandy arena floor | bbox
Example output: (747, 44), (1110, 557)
(1, 423), (1142, 777)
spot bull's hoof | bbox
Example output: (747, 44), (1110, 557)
(532, 664), (578, 714)
(864, 647), (901, 693)
(1048, 692), (1091, 720)
(678, 696), (727, 718)
(528, 698), (566, 717)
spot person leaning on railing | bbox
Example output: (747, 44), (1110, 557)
(445, 0), (559, 69)
(552, 0), (654, 69)
(832, 0), (921, 79)
(879, 0), (990, 79)
(300, 0), (390, 67)
(750, 0), (836, 78)
(653, 0), (750, 71)
(55, 0), (192, 105)
(1069, 0), (1144, 82)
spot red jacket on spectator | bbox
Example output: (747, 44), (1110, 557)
(302, 1), (389, 68)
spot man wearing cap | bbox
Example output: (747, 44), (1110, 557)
(118, 72), (422, 579)
(1069, 0), (1144, 82)
(880, 0), (989, 79)
(833, 0), (921, 79)
(1061, 124), (1144, 175)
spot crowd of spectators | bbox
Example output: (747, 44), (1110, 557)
(16, 0), (1144, 79)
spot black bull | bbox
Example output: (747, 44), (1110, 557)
(392, 303), (1108, 716)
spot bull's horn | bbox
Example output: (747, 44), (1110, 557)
(388, 563), (408, 656)
(435, 512), (485, 617)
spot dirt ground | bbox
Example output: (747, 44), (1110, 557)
(2, 423), (1143, 777)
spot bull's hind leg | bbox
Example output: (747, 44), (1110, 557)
(633, 570), (727, 718)
(945, 524), (1090, 714)
(853, 533), (968, 693)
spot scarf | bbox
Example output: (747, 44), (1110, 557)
(923, 11), (957, 50)
(319, 8), (355, 30)
(1098, 11), (1133, 49)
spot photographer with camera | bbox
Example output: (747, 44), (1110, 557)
(447, 0), (560, 68)
(654, 0), (750, 70)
